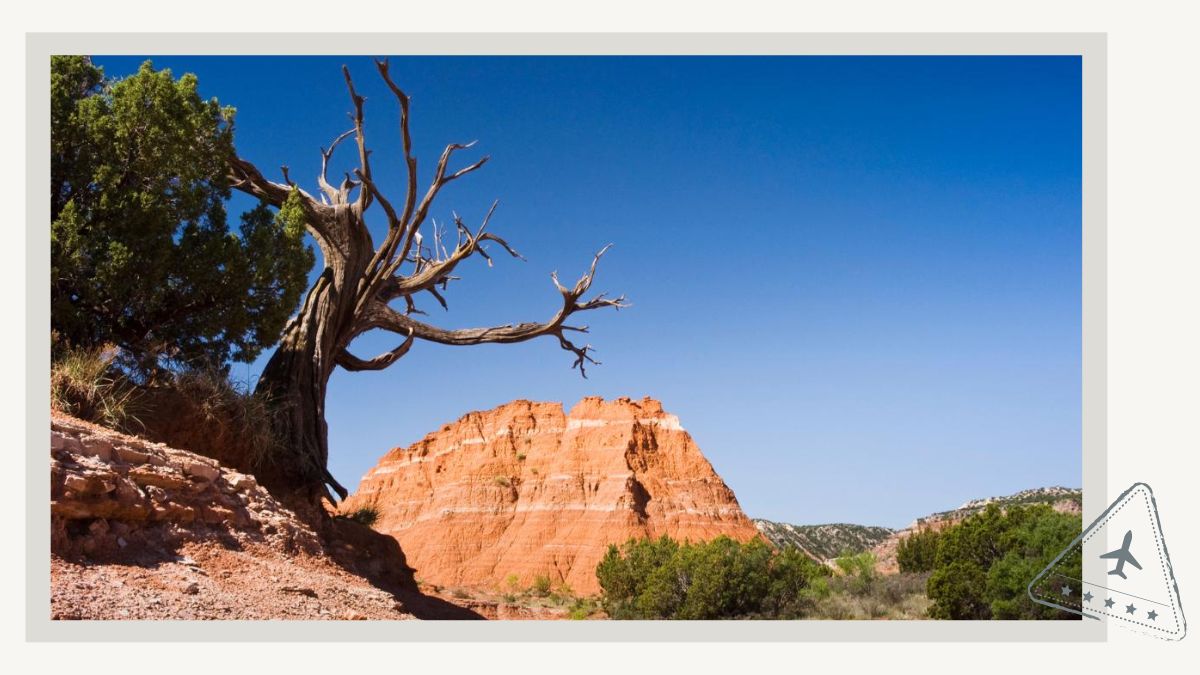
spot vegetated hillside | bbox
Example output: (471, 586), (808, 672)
(341, 396), (762, 595)
(938, 486), (1082, 519)
(753, 520), (894, 560)
(872, 486), (1083, 574)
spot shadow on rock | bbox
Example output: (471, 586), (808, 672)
(323, 516), (485, 620)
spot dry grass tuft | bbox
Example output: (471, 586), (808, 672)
(51, 343), (144, 431)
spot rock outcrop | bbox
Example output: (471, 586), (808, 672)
(49, 413), (480, 620)
(51, 413), (322, 560)
(342, 396), (761, 594)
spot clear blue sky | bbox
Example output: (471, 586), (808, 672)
(94, 55), (1082, 529)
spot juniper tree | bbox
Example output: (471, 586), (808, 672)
(51, 57), (314, 374)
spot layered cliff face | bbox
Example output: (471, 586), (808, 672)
(342, 396), (761, 594)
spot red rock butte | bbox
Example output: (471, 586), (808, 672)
(342, 396), (761, 594)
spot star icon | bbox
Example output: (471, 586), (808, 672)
(1147, 610), (1158, 621)
(1126, 603), (1137, 615)
(1083, 591), (1094, 603)
(1061, 584), (1072, 596)
(1104, 597), (1115, 608)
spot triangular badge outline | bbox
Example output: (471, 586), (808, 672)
(1028, 482), (1186, 640)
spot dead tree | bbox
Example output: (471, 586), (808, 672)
(227, 59), (625, 506)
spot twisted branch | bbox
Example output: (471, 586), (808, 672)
(232, 61), (625, 380)
(228, 157), (333, 246)
(358, 246), (626, 376)
(336, 328), (415, 371)
(376, 201), (523, 304)
(318, 128), (356, 204)
(341, 65), (372, 212)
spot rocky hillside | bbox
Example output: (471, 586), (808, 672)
(754, 520), (894, 560)
(934, 486), (1081, 519)
(50, 413), (477, 620)
(871, 486), (1083, 574)
(341, 396), (762, 595)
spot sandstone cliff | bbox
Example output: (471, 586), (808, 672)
(342, 396), (761, 594)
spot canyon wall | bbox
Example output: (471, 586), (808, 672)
(342, 396), (761, 594)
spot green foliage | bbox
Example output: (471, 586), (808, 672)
(793, 551), (930, 619)
(925, 504), (1081, 619)
(596, 535), (831, 619)
(50, 56), (314, 373)
(504, 573), (521, 593)
(568, 597), (601, 620)
(548, 582), (576, 606)
(531, 575), (552, 597)
(927, 559), (990, 619)
(897, 527), (942, 573)
(343, 506), (380, 528)
(834, 552), (878, 596)
(761, 546), (835, 617)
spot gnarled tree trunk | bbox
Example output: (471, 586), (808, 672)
(252, 269), (350, 504)
(228, 60), (625, 508)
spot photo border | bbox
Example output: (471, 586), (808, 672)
(25, 32), (1106, 642)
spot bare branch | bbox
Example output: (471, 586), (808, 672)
(427, 285), (449, 310)
(354, 58), (423, 300)
(373, 58), (419, 228)
(352, 60), (493, 309)
(335, 329), (415, 371)
(341, 65), (372, 211)
(228, 156), (334, 245)
(228, 157), (296, 206)
(403, 294), (426, 316)
(354, 169), (401, 227)
(318, 128), (356, 203)
(446, 155), (490, 182)
(478, 233), (526, 264)
(376, 202), (524, 303)
(393, 141), (490, 274)
(359, 246), (626, 376)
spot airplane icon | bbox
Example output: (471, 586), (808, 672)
(1100, 529), (1143, 580)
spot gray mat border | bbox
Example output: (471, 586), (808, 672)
(25, 32), (1106, 642)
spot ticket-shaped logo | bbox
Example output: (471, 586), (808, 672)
(1029, 483), (1186, 640)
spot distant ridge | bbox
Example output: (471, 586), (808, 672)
(753, 521), (894, 560)
(929, 486), (1082, 524)
(755, 486), (1082, 569)
(872, 486), (1082, 573)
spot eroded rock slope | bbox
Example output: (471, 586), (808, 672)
(49, 413), (451, 620)
(342, 396), (761, 594)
